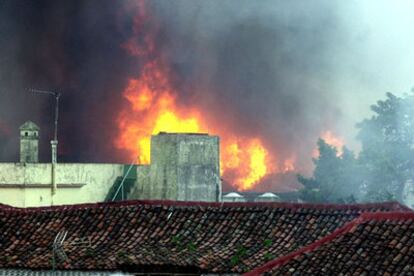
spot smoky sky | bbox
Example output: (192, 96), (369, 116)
(0, 1), (134, 162)
(150, 1), (346, 170)
(0, 1), (413, 178)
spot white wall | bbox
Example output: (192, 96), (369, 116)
(0, 163), (124, 207)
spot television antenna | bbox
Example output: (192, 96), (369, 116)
(30, 88), (61, 196)
(52, 231), (92, 271)
(29, 88), (61, 163)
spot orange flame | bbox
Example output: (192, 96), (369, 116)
(116, 62), (274, 189)
(115, 3), (285, 190)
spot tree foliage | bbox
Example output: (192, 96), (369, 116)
(357, 92), (414, 201)
(299, 92), (414, 203)
(298, 139), (362, 203)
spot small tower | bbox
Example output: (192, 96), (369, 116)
(19, 121), (39, 163)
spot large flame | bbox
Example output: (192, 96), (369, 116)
(116, 60), (274, 190)
(115, 2), (284, 190)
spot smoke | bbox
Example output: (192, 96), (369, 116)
(0, 1), (413, 188)
(0, 1), (133, 162)
(146, 1), (347, 171)
(146, 0), (414, 174)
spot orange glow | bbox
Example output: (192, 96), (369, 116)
(115, 3), (289, 190)
(283, 157), (296, 173)
(322, 130), (344, 156)
(115, 62), (277, 189)
(243, 139), (268, 189)
(313, 130), (345, 157)
(124, 79), (154, 111)
(223, 143), (241, 169)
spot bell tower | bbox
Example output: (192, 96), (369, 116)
(19, 121), (39, 163)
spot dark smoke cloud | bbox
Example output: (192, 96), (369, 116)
(145, 0), (414, 174)
(0, 0), (413, 190)
(149, 0), (349, 172)
(0, 0), (134, 162)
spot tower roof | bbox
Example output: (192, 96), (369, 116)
(19, 121), (39, 131)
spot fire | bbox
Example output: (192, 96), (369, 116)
(244, 139), (268, 189)
(115, 2), (284, 190)
(116, 62), (274, 189)
(116, 61), (204, 164)
(219, 138), (270, 190)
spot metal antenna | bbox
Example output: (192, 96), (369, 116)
(29, 88), (61, 163)
(52, 231), (92, 271)
(52, 231), (68, 270)
(30, 88), (61, 197)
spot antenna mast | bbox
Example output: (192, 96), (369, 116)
(30, 88), (61, 196)
(30, 88), (60, 162)
(52, 230), (92, 271)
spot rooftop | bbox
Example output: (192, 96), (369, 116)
(247, 212), (414, 275)
(156, 132), (209, 136)
(0, 200), (409, 274)
(19, 121), (39, 131)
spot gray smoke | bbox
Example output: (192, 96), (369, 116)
(0, 1), (413, 190)
(148, 0), (414, 174)
(0, 1), (134, 162)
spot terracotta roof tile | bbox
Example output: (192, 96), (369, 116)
(0, 200), (409, 273)
(246, 212), (414, 275)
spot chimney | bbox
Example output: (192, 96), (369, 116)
(19, 121), (40, 163)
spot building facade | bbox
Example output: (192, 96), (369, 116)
(0, 162), (125, 207)
(0, 122), (221, 207)
(130, 132), (221, 202)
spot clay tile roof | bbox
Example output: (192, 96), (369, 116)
(246, 212), (414, 275)
(0, 200), (410, 274)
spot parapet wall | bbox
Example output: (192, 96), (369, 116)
(0, 163), (124, 207)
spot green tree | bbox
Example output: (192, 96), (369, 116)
(357, 92), (414, 201)
(298, 139), (362, 203)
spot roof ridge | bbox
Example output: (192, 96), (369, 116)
(0, 200), (409, 212)
(243, 210), (414, 275)
(243, 215), (365, 275)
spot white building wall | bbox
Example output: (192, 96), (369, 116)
(0, 163), (124, 207)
